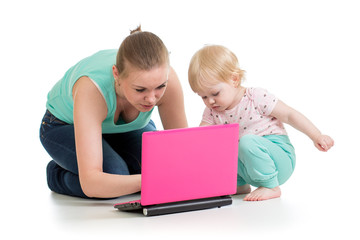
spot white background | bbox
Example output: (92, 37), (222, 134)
(1, 0), (359, 239)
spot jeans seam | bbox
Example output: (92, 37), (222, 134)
(40, 135), (76, 165)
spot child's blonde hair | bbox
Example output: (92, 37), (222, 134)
(188, 45), (245, 92)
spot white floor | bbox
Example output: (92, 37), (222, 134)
(2, 136), (359, 239)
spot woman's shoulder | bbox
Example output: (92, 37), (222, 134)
(79, 49), (117, 66)
(92, 49), (118, 58)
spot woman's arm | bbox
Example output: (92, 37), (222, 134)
(271, 100), (334, 152)
(72, 77), (141, 198)
(157, 67), (188, 129)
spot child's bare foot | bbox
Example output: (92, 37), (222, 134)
(243, 186), (281, 201)
(236, 184), (251, 194)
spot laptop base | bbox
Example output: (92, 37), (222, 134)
(115, 196), (233, 216)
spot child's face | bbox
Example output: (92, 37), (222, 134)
(197, 81), (240, 112)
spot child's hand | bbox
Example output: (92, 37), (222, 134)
(314, 134), (334, 152)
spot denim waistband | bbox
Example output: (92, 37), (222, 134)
(42, 109), (69, 125)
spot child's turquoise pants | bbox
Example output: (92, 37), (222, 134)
(237, 134), (296, 188)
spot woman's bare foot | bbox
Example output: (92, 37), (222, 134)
(243, 186), (281, 201)
(236, 184), (251, 194)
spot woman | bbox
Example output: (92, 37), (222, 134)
(40, 26), (188, 198)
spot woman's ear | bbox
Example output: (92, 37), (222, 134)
(112, 65), (122, 86)
(112, 65), (120, 80)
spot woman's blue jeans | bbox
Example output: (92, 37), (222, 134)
(39, 110), (156, 198)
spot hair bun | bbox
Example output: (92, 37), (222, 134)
(130, 25), (142, 34)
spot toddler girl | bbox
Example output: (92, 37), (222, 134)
(188, 45), (334, 201)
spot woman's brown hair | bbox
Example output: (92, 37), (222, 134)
(116, 25), (169, 78)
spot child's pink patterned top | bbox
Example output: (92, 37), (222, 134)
(202, 87), (287, 138)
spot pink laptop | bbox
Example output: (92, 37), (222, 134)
(114, 124), (239, 216)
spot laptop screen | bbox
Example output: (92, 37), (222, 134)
(141, 124), (239, 206)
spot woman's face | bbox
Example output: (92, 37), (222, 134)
(113, 64), (168, 112)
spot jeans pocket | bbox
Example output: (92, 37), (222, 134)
(40, 110), (68, 139)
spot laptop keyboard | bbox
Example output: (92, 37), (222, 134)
(114, 200), (142, 211)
